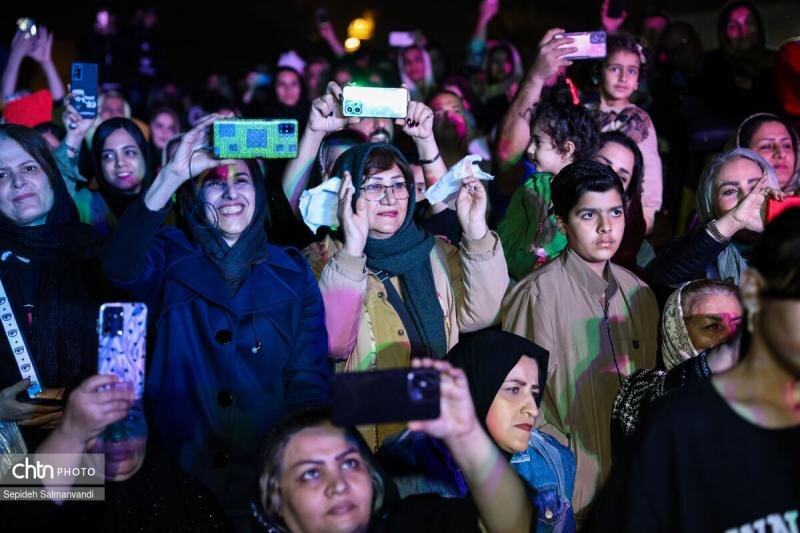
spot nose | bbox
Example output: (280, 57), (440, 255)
(10, 172), (25, 189)
(325, 472), (351, 497)
(221, 178), (237, 200)
(521, 396), (538, 419)
(618, 69), (627, 82)
(598, 212), (612, 233)
(380, 187), (398, 205)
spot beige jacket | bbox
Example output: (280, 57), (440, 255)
(304, 231), (509, 449)
(502, 248), (659, 520)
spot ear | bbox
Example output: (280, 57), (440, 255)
(740, 268), (766, 315)
(555, 214), (567, 235)
(561, 140), (576, 162)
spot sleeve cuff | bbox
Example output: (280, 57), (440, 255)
(332, 249), (367, 279)
(461, 230), (498, 255)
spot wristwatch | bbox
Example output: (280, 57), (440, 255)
(705, 218), (730, 243)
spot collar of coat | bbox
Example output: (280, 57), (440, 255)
(561, 247), (620, 305)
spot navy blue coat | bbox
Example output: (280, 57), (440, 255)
(103, 199), (329, 524)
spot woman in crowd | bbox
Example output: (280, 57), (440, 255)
(0, 124), (110, 450)
(593, 131), (647, 276)
(257, 359), (536, 533)
(616, 208), (800, 531)
(11, 374), (230, 531)
(265, 67), (310, 133)
(735, 112), (799, 193)
(503, 161), (659, 524)
(304, 137), (508, 449)
(379, 330), (576, 532)
(587, 33), (662, 233)
(646, 148), (783, 290)
(497, 80), (599, 280)
(102, 113), (330, 528)
(399, 46), (436, 101)
(609, 279), (742, 460)
(147, 106), (182, 172)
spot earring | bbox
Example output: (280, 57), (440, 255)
(745, 302), (758, 334)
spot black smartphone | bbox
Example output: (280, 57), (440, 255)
(607, 0), (625, 19)
(70, 62), (99, 119)
(331, 368), (440, 427)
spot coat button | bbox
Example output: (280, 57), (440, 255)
(397, 329), (404, 336)
(215, 329), (232, 345)
(217, 390), (233, 407)
(377, 291), (385, 299)
(545, 509), (554, 520)
(213, 451), (230, 468)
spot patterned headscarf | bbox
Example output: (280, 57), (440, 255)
(661, 282), (700, 370)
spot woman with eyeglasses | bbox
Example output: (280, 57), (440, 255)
(303, 136), (509, 451)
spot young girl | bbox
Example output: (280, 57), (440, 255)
(497, 79), (599, 280)
(588, 34), (662, 233)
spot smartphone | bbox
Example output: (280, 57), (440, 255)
(70, 62), (99, 119)
(607, 0), (625, 19)
(16, 390), (63, 406)
(342, 86), (409, 119)
(389, 31), (415, 48)
(213, 119), (298, 159)
(766, 196), (800, 222)
(16, 18), (37, 39)
(330, 368), (440, 427)
(97, 303), (147, 399)
(556, 31), (607, 60)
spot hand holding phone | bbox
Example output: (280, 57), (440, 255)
(342, 86), (409, 119)
(70, 62), (99, 119)
(330, 367), (440, 427)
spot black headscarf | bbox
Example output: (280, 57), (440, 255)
(446, 331), (549, 432)
(332, 143), (446, 358)
(180, 161), (269, 294)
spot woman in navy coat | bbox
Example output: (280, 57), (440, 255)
(102, 113), (329, 530)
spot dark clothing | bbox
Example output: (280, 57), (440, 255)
(103, 198), (329, 527)
(645, 229), (729, 295)
(6, 452), (231, 533)
(370, 493), (482, 533)
(612, 194), (647, 279)
(596, 380), (800, 533)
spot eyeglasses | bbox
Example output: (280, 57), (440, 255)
(360, 182), (410, 202)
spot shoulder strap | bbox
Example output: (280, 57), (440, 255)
(0, 273), (42, 397)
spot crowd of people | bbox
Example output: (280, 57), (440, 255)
(0, 1), (798, 531)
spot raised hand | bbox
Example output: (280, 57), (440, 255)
(478, 0), (500, 25)
(338, 171), (370, 257)
(531, 28), (576, 83)
(729, 175), (786, 233)
(398, 100), (435, 142)
(456, 174), (489, 241)
(0, 379), (62, 425)
(408, 359), (478, 441)
(308, 81), (355, 134)
(27, 27), (53, 64)
(162, 112), (237, 184)
(56, 374), (134, 445)
(601, 0), (628, 34)
(62, 96), (94, 141)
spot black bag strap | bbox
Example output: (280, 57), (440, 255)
(370, 269), (435, 359)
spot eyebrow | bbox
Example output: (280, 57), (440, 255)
(364, 174), (405, 183)
(756, 137), (791, 142)
(288, 447), (359, 471)
(577, 205), (625, 213)
(103, 145), (138, 152)
(718, 177), (762, 188)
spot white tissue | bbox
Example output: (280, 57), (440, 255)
(299, 177), (341, 233)
(424, 155), (494, 207)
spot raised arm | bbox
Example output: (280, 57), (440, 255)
(409, 359), (534, 533)
(494, 28), (575, 194)
(397, 100), (447, 186)
(1, 32), (32, 101)
(466, 0), (500, 69)
(27, 27), (65, 101)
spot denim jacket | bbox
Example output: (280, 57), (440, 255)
(511, 430), (577, 532)
(378, 429), (577, 533)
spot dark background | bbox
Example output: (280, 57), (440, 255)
(0, 0), (791, 87)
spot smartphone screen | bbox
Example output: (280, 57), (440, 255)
(98, 303), (147, 399)
(212, 119), (298, 159)
(766, 196), (800, 222)
(331, 368), (440, 427)
(342, 86), (409, 119)
(557, 31), (607, 60)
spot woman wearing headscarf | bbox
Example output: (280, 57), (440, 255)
(646, 148), (783, 292)
(379, 330), (576, 532)
(102, 113), (329, 528)
(399, 46), (437, 102)
(0, 124), (112, 450)
(609, 279), (742, 461)
(734, 112), (800, 193)
(304, 138), (508, 449)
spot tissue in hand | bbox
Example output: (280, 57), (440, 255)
(299, 177), (341, 233)
(423, 155), (494, 207)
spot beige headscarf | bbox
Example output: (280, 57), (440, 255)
(661, 282), (699, 370)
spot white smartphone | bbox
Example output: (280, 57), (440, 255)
(556, 31), (607, 60)
(389, 31), (415, 48)
(342, 86), (409, 119)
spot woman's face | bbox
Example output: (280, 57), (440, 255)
(100, 128), (147, 193)
(725, 6), (759, 50)
(601, 50), (641, 104)
(485, 356), (540, 454)
(0, 138), (54, 226)
(527, 124), (571, 175)
(749, 121), (796, 190)
(489, 48), (514, 83)
(276, 70), (302, 108)
(402, 48), (426, 83)
(594, 141), (635, 191)
(361, 164), (409, 239)
(149, 112), (179, 151)
(199, 161), (256, 247)
(87, 402), (148, 482)
(684, 293), (743, 352)
(712, 157), (763, 218)
(100, 95), (126, 122)
(278, 423), (373, 533)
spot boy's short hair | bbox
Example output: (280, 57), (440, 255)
(551, 161), (626, 220)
